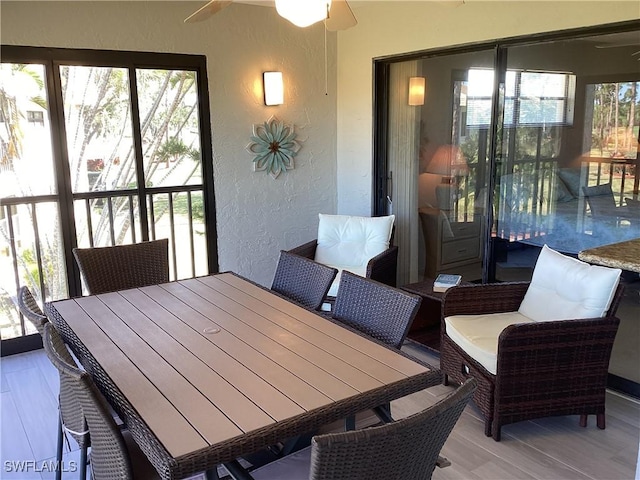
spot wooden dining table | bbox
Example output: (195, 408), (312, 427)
(45, 272), (440, 480)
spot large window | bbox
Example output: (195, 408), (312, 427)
(0, 47), (217, 346)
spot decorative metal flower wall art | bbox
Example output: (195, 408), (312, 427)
(246, 116), (301, 179)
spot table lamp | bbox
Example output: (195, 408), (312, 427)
(424, 144), (468, 210)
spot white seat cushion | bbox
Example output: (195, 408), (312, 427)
(445, 311), (535, 375)
(518, 244), (621, 322)
(445, 245), (622, 375)
(250, 446), (311, 480)
(325, 265), (368, 297)
(314, 214), (394, 297)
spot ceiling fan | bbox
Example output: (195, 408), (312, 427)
(184, 0), (357, 31)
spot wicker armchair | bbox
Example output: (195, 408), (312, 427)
(289, 239), (398, 289)
(17, 286), (47, 336)
(440, 247), (624, 441)
(271, 251), (338, 311)
(73, 239), (169, 295)
(332, 271), (421, 350)
(288, 214), (398, 309)
(251, 378), (476, 480)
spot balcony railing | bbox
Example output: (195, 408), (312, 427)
(0, 185), (208, 340)
(494, 156), (638, 253)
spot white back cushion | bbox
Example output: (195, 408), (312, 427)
(314, 214), (395, 269)
(518, 245), (621, 322)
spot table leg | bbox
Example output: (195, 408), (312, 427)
(373, 404), (393, 424)
(223, 460), (256, 480)
(345, 414), (356, 431)
(205, 468), (220, 480)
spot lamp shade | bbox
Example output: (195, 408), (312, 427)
(263, 71), (284, 106)
(408, 77), (425, 106)
(275, 0), (331, 28)
(424, 144), (468, 178)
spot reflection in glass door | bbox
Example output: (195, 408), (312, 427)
(493, 33), (640, 393)
(385, 50), (494, 286)
(494, 36), (639, 281)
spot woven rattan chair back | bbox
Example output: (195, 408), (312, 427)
(332, 271), (421, 349)
(73, 239), (169, 295)
(43, 323), (134, 480)
(42, 324), (93, 480)
(307, 378), (476, 480)
(17, 286), (48, 336)
(271, 251), (338, 310)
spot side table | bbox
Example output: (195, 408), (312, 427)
(401, 278), (469, 352)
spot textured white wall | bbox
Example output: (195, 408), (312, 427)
(336, 1), (640, 215)
(1, 1), (338, 286)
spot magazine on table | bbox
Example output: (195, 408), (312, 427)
(433, 274), (462, 293)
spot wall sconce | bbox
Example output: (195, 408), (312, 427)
(408, 76), (426, 106)
(264, 71), (284, 106)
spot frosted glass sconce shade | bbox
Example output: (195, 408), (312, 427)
(408, 77), (426, 106)
(275, 0), (331, 28)
(264, 72), (284, 106)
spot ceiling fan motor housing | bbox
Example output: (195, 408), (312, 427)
(275, 0), (332, 28)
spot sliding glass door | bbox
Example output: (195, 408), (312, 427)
(0, 47), (216, 348)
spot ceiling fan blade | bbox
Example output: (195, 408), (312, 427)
(184, 0), (233, 23)
(325, 0), (357, 31)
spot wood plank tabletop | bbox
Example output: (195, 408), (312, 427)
(46, 273), (439, 479)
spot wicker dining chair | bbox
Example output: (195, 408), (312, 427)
(17, 286), (48, 336)
(332, 271), (421, 350)
(250, 378), (476, 480)
(18, 286), (79, 480)
(331, 271), (422, 428)
(41, 323), (92, 480)
(73, 239), (169, 295)
(271, 251), (338, 311)
(43, 323), (247, 480)
(42, 323), (161, 480)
